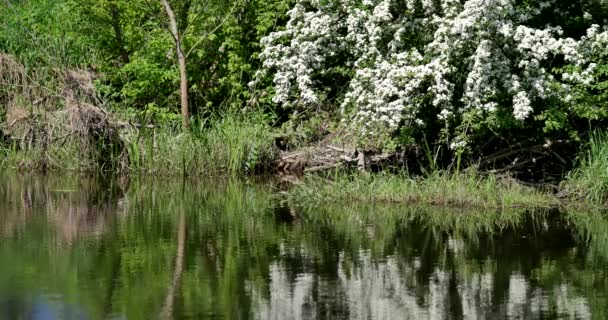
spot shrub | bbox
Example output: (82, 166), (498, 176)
(256, 0), (608, 153)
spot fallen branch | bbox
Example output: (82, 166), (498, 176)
(304, 163), (342, 173)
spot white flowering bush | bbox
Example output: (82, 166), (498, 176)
(256, 0), (608, 151)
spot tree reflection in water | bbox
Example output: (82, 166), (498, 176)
(0, 174), (605, 319)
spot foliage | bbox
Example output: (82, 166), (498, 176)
(63, 0), (295, 115)
(0, 0), (294, 116)
(0, 0), (94, 68)
(257, 0), (608, 152)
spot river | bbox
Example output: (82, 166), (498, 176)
(0, 174), (606, 319)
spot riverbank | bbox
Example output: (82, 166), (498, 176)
(286, 133), (608, 210)
(0, 155), (603, 212)
(0, 110), (279, 175)
(4, 0), (608, 213)
(2, 111), (608, 210)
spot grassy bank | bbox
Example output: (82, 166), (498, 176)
(3, 108), (608, 210)
(288, 131), (608, 209)
(288, 171), (559, 209)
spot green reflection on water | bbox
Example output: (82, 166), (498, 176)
(0, 174), (607, 319)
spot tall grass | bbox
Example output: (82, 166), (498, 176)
(0, 140), (9, 170)
(197, 112), (278, 175)
(122, 111), (278, 176)
(0, 109), (278, 176)
(563, 132), (608, 204)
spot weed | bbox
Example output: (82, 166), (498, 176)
(563, 132), (608, 204)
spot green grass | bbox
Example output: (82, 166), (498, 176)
(0, 110), (278, 176)
(563, 131), (608, 204)
(123, 111), (278, 176)
(290, 170), (559, 209)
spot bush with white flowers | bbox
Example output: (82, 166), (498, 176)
(256, 0), (608, 150)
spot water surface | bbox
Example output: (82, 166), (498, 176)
(0, 174), (607, 319)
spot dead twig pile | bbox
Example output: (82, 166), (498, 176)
(475, 139), (576, 183)
(0, 54), (127, 171)
(278, 143), (413, 175)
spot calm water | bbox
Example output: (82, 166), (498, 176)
(0, 174), (607, 319)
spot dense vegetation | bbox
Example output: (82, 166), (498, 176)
(2, 0), (608, 204)
(0, 0), (291, 173)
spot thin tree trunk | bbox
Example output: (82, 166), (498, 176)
(109, 0), (130, 64)
(160, 0), (191, 129)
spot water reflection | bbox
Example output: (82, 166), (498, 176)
(255, 254), (593, 320)
(250, 210), (598, 320)
(0, 295), (92, 320)
(0, 174), (606, 319)
(0, 174), (126, 243)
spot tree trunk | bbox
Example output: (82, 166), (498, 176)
(160, 0), (191, 129)
(108, 0), (130, 64)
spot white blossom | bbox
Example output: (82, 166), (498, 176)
(257, 0), (608, 140)
(513, 92), (533, 120)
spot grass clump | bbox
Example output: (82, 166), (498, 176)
(563, 132), (608, 204)
(290, 170), (558, 209)
(123, 111), (278, 176)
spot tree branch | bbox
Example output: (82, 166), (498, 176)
(184, 3), (237, 59)
(180, 0), (212, 38)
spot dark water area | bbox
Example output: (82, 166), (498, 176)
(0, 174), (607, 319)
